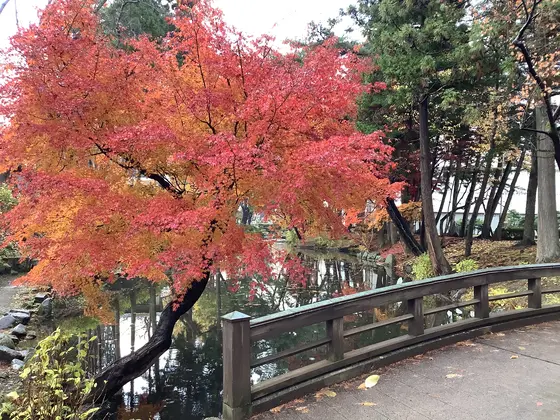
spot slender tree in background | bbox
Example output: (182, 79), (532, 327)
(535, 106), (560, 261)
(0, 0), (398, 400)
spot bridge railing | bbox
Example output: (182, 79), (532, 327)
(221, 263), (560, 420)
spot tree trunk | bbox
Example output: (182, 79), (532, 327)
(446, 158), (462, 235)
(520, 149), (538, 245)
(536, 106), (560, 262)
(484, 159), (513, 238)
(90, 275), (209, 402)
(481, 159), (503, 239)
(495, 147), (527, 240)
(419, 95), (451, 275)
(466, 109), (498, 256)
(385, 197), (425, 256)
(460, 156), (481, 237)
(435, 161), (452, 225)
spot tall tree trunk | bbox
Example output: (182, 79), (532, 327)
(521, 149), (538, 245)
(481, 160), (503, 238)
(536, 106), (560, 262)
(484, 159), (513, 238)
(495, 147), (527, 240)
(419, 95), (451, 275)
(385, 197), (425, 256)
(446, 158), (462, 235)
(90, 275), (209, 402)
(466, 109), (498, 256)
(435, 161), (452, 225)
(460, 157), (481, 237)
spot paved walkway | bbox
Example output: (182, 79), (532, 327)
(256, 321), (560, 420)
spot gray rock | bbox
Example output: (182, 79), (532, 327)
(11, 324), (26, 338)
(9, 309), (30, 316)
(0, 345), (24, 362)
(23, 348), (35, 363)
(0, 263), (10, 274)
(34, 292), (50, 304)
(11, 359), (24, 370)
(0, 314), (17, 330)
(0, 333), (15, 349)
(25, 330), (37, 340)
(9, 311), (30, 325)
(8, 335), (19, 345)
(38, 298), (53, 318)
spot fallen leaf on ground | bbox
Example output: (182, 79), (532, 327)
(446, 373), (463, 379)
(365, 374), (380, 388)
(315, 389), (337, 398)
(270, 405), (285, 413)
(359, 402), (377, 407)
(457, 340), (476, 347)
(537, 402), (543, 407)
(518, 346), (526, 350)
(510, 355), (519, 359)
(295, 407), (309, 413)
(495, 333), (506, 337)
(358, 383), (367, 390)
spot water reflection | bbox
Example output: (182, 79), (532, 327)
(91, 250), (400, 419)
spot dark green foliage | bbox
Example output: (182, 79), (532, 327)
(100, 0), (172, 41)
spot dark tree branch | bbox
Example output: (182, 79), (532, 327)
(0, 0), (11, 15)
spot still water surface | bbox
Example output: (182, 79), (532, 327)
(89, 250), (458, 419)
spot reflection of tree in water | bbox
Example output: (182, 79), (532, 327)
(91, 252), (399, 418)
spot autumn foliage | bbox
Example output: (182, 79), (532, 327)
(0, 0), (398, 302)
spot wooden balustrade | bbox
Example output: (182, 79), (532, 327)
(221, 263), (560, 419)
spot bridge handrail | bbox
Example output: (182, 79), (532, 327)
(221, 263), (560, 420)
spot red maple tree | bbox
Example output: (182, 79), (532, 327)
(0, 0), (398, 397)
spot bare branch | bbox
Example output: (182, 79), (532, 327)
(0, 0), (11, 16)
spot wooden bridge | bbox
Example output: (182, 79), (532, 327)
(221, 263), (560, 420)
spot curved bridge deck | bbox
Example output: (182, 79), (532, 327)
(255, 321), (560, 420)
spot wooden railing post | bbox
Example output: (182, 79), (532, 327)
(222, 311), (252, 420)
(474, 284), (489, 318)
(326, 317), (344, 361)
(528, 278), (542, 309)
(408, 297), (424, 336)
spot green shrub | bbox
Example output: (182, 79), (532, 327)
(412, 253), (434, 280)
(1, 329), (99, 420)
(454, 259), (479, 273)
(0, 184), (17, 213)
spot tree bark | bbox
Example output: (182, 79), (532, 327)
(521, 149), (538, 245)
(483, 159), (513, 238)
(435, 161), (452, 225)
(495, 147), (526, 240)
(481, 159), (504, 238)
(419, 95), (451, 275)
(466, 108), (498, 256)
(536, 106), (560, 262)
(446, 157), (462, 235)
(90, 274), (209, 402)
(460, 157), (481, 238)
(385, 197), (425, 256)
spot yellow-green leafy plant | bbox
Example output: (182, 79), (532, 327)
(454, 259), (479, 273)
(1, 329), (99, 420)
(412, 253), (434, 280)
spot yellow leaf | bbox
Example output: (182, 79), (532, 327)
(358, 383), (366, 390)
(360, 402), (377, 406)
(6, 391), (19, 400)
(446, 374), (462, 379)
(518, 346), (526, 350)
(295, 406), (309, 413)
(270, 405), (284, 413)
(365, 374), (380, 388)
(511, 355), (519, 359)
(316, 389), (337, 398)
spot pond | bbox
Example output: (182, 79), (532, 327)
(88, 249), (406, 419)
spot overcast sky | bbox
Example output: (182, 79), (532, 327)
(0, 0), (360, 48)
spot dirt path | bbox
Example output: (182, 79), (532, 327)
(0, 273), (20, 314)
